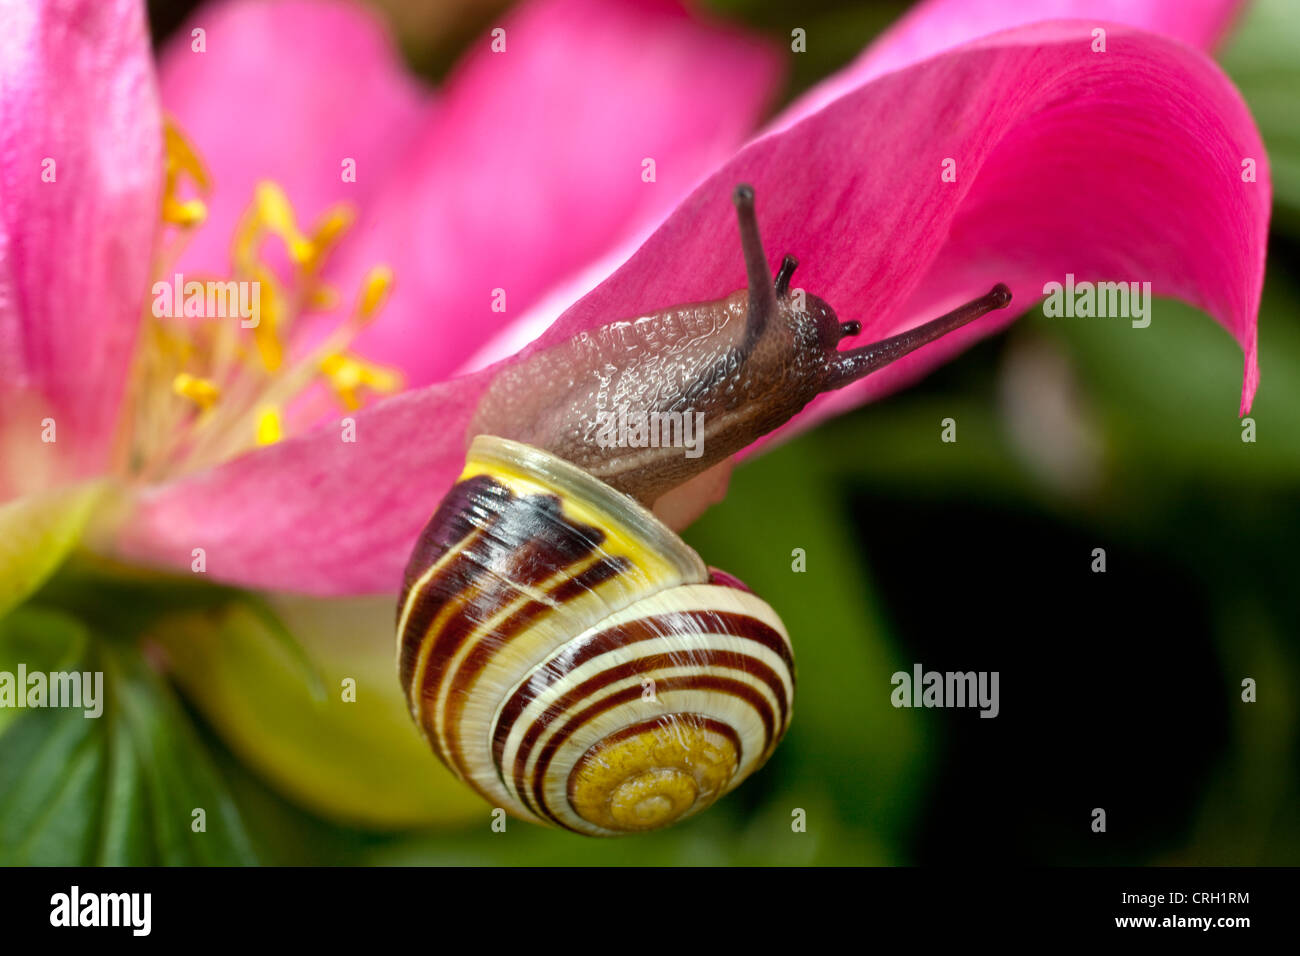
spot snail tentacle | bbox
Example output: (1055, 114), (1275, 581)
(732, 183), (778, 351)
(823, 282), (1013, 390)
(774, 253), (798, 299)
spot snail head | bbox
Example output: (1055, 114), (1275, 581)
(729, 182), (1012, 401)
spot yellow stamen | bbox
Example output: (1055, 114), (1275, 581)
(319, 352), (402, 411)
(231, 201), (264, 274)
(164, 119), (211, 190)
(356, 265), (394, 321)
(255, 406), (283, 445)
(308, 286), (340, 311)
(122, 120), (401, 484)
(172, 373), (220, 410)
(161, 118), (211, 229)
(303, 205), (356, 275)
(162, 196), (208, 227)
(152, 323), (194, 363)
(254, 182), (315, 266)
(251, 265), (284, 372)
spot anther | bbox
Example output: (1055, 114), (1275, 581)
(319, 353), (402, 411)
(172, 373), (220, 411)
(254, 182), (314, 266)
(255, 407), (283, 445)
(357, 265), (395, 322)
(162, 197), (208, 227)
(161, 120), (211, 229)
(303, 205), (356, 275)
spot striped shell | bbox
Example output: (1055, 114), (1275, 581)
(397, 435), (795, 835)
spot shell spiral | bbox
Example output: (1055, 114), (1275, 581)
(396, 436), (795, 836)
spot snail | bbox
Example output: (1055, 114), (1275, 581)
(396, 185), (1011, 835)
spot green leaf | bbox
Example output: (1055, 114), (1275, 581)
(0, 483), (102, 621)
(147, 596), (484, 830)
(0, 606), (86, 736)
(1179, 599), (1300, 864)
(0, 609), (259, 865)
(1221, 0), (1300, 231)
(34, 557), (326, 704)
(1041, 278), (1300, 495)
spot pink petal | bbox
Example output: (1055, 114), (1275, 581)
(118, 371), (496, 594)
(157, 0), (427, 279)
(776, 0), (1247, 133)
(330, 0), (781, 386)
(116, 21), (1268, 595)
(539, 19), (1267, 434)
(451, 0), (1253, 378)
(0, 0), (161, 489)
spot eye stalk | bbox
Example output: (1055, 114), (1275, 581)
(732, 184), (778, 351)
(821, 281), (1012, 390)
(730, 182), (1011, 394)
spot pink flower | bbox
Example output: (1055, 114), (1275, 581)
(1, 0), (1269, 606)
(0, 0), (778, 607)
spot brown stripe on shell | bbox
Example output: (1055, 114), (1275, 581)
(400, 472), (639, 782)
(399, 474), (606, 697)
(417, 489), (607, 676)
(436, 555), (633, 778)
(399, 536), (496, 704)
(491, 609), (791, 770)
(397, 475), (510, 697)
(399, 474), (505, 604)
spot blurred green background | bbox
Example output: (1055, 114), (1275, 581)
(1, 0), (1296, 865)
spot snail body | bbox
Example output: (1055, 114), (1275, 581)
(398, 185), (1011, 834)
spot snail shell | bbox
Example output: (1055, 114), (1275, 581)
(397, 435), (794, 835)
